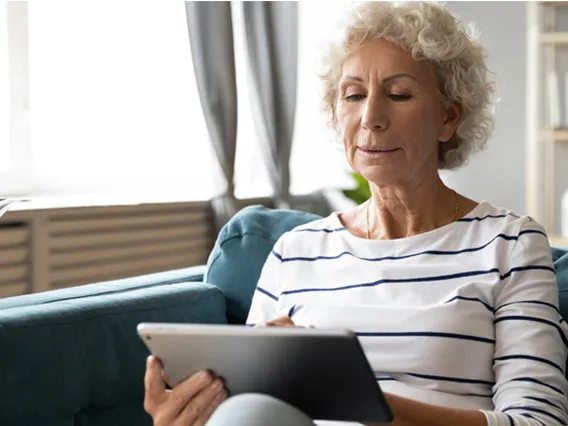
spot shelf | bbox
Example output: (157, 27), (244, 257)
(540, 129), (568, 141)
(550, 235), (568, 247)
(541, 1), (568, 6)
(540, 32), (568, 43)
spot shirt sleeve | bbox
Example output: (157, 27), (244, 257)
(481, 219), (568, 426)
(245, 235), (286, 326)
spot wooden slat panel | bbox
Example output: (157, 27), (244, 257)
(0, 281), (27, 298)
(0, 247), (28, 265)
(0, 228), (29, 247)
(48, 211), (210, 234)
(49, 226), (211, 250)
(0, 265), (28, 283)
(51, 252), (207, 288)
(48, 202), (211, 220)
(50, 237), (211, 268)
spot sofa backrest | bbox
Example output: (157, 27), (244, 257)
(205, 206), (320, 324)
(205, 205), (568, 324)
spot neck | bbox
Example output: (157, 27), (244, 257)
(367, 175), (456, 240)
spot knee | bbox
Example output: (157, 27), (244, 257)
(208, 393), (313, 426)
(219, 393), (282, 410)
(213, 393), (284, 419)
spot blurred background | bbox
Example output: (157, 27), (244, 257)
(0, 1), (566, 298)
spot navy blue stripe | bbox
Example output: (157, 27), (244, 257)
(495, 316), (568, 348)
(281, 268), (500, 297)
(292, 227), (345, 233)
(510, 377), (565, 395)
(519, 413), (547, 426)
(404, 372), (494, 386)
(501, 265), (555, 280)
(277, 232), (521, 263)
(245, 323), (255, 327)
(356, 331), (495, 344)
(256, 286), (278, 301)
(495, 300), (561, 315)
(506, 413), (515, 426)
(494, 355), (564, 373)
(523, 396), (564, 411)
(288, 304), (297, 318)
(458, 213), (520, 222)
(445, 296), (493, 312)
(271, 249), (283, 261)
(376, 377), (396, 382)
(279, 265), (552, 298)
(519, 229), (548, 238)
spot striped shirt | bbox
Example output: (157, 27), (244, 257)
(246, 201), (568, 426)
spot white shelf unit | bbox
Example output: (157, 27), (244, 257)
(526, 1), (568, 246)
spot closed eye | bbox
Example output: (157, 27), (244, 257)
(388, 94), (412, 101)
(345, 94), (366, 102)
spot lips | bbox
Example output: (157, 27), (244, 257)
(358, 147), (400, 153)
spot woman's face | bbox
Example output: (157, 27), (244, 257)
(336, 38), (460, 187)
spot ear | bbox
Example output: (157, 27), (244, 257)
(438, 101), (462, 143)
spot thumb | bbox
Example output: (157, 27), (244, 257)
(144, 356), (167, 404)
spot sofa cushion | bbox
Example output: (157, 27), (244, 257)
(0, 282), (226, 426)
(205, 205), (319, 324)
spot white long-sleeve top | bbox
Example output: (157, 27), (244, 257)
(246, 202), (568, 426)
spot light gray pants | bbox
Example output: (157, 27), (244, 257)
(207, 393), (317, 426)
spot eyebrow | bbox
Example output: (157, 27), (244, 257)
(342, 73), (418, 84)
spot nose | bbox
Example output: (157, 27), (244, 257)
(361, 93), (388, 131)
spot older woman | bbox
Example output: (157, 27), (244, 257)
(144, 2), (568, 426)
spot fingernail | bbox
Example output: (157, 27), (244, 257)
(147, 356), (154, 367)
(198, 370), (210, 380)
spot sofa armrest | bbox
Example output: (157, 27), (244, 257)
(0, 279), (226, 425)
(0, 265), (208, 310)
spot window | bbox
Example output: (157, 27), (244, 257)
(292, 1), (354, 194)
(1, 1), (353, 201)
(26, 1), (222, 200)
(0, 3), (11, 173)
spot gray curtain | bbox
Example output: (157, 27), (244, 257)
(185, 2), (238, 230)
(243, 2), (299, 209)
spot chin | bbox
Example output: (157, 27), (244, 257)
(357, 167), (404, 187)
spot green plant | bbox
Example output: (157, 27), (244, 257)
(342, 172), (371, 205)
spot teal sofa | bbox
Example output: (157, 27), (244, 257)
(0, 206), (567, 426)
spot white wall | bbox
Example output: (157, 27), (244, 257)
(441, 2), (528, 215)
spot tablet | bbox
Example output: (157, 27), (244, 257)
(137, 322), (393, 423)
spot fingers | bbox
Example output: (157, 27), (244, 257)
(144, 356), (167, 414)
(264, 316), (296, 327)
(169, 370), (215, 415)
(177, 378), (226, 425)
(192, 385), (228, 426)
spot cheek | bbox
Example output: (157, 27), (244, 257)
(336, 104), (359, 147)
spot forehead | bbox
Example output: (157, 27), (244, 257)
(341, 38), (433, 83)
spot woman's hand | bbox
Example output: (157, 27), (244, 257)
(144, 356), (227, 426)
(260, 316), (314, 328)
(262, 316), (297, 327)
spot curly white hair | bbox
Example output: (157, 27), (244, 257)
(319, 1), (496, 169)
